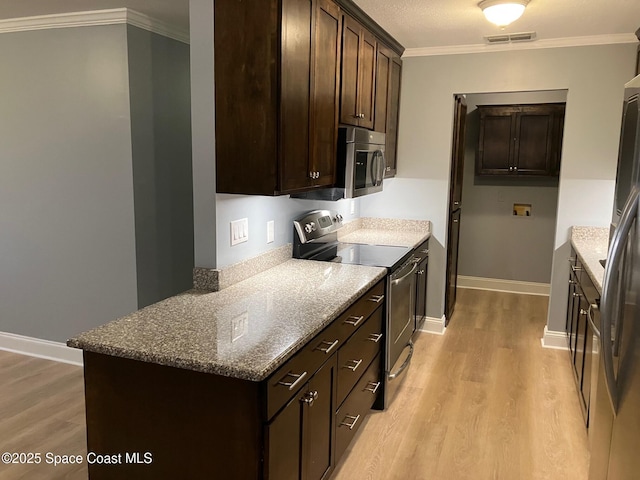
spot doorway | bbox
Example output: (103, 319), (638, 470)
(446, 90), (567, 322)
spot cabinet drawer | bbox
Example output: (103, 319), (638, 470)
(336, 307), (383, 405)
(335, 353), (381, 464)
(413, 240), (429, 263)
(266, 279), (384, 420)
(335, 280), (385, 341)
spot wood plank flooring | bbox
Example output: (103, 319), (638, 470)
(0, 289), (589, 479)
(333, 289), (590, 480)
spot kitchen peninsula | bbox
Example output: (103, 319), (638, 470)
(68, 219), (431, 479)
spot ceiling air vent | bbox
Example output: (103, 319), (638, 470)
(484, 31), (537, 44)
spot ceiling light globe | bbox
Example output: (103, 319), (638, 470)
(479, 0), (528, 27)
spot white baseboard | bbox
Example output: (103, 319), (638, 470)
(540, 326), (569, 350)
(457, 275), (550, 296)
(419, 315), (447, 335)
(0, 331), (83, 366)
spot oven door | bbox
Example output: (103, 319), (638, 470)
(346, 143), (386, 198)
(384, 258), (417, 406)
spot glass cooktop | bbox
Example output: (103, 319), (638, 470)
(330, 243), (412, 269)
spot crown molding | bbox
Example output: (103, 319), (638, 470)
(403, 33), (638, 57)
(0, 8), (189, 44)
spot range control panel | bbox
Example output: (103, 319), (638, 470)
(293, 210), (344, 244)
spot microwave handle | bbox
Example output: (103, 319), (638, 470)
(373, 150), (385, 186)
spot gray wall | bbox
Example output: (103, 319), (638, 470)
(0, 25), (138, 342)
(127, 25), (194, 308)
(360, 43), (636, 329)
(457, 91), (565, 284)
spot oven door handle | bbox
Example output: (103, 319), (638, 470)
(388, 340), (414, 380)
(391, 262), (418, 285)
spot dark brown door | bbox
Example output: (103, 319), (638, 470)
(339, 16), (361, 127)
(309, 0), (341, 188)
(373, 45), (391, 133)
(445, 95), (467, 323)
(358, 29), (376, 130)
(266, 391), (302, 480)
(476, 106), (515, 175)
(384, 55), (402, 177)
(513, 107), (554, 175)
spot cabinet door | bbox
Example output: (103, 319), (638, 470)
(513, 107), (554, 175)
(477, 107), (515, 175)
(266, 390), (303, 480)
(358, 29), (376, 130)
(309, 0), (341, 188)
(340, 16), (361, 127)
(302, 356), (336, 480)
(384, 56), (402, 178)
(373, 45), (391, 134)
(445, 209), (461, 322)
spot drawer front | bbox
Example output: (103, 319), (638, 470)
(334, 280), (385, 343)
(336, 307), (383, 405)
(413, 239), (429, 263)
(335, 353), (381, 464)
(266, 279), (385, 420)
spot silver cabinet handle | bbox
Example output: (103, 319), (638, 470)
(571, 265), (582, 273)
(600, 185), (639, 414)
(277, 371), (308, 391)
(343, 359), (363, 372)
(417, 269), (425, 275)
(314, 339), (339, 354)
(368, 294), (385, 303)
(343, 315), (364, 327)
(453, 219), (459, 223)
(514, 166), (518, 171)
(339, 414), (361, 430)
(421, 249), (429, 254)
(367, 333), (383, 343)
(572, 292), (582, 298)
(454, 201), (460, 206)
(301, 390), (318, 406)
(568, 257), (576, 263)
(364, 381), (381, 394)
(386, 166), (391, 171)
(579, 308), (588, 316)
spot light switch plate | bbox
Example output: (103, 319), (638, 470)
(231, 218), (249, 245)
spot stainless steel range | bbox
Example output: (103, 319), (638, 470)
(293, 210), (416, 408)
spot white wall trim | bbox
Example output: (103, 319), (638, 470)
(0, 8), (189, 44)
(457, 275), (550, 296)
(403, 33), (638, 57)
(419, 315), (447, 335)
(540, 326), (569, 350)
(0, 331), (83, 366)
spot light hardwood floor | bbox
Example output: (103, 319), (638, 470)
(0, 289), (589, 479)
(333, 289), (590, 480)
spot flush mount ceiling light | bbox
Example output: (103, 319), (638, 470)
(479, 0), (529, 27)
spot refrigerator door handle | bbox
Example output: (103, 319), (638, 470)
(600, 185), (639, 415)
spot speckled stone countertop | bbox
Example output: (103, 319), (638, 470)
(570, 226), (609, 294)
(338, 218), (431, 248)
(68, 260), (386, 382)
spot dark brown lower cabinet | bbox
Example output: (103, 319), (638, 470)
(413, 240), (429, 331)
(566, 247), (600, 426)
(82, 279), (385, 480)
(267, 356), (337, 480)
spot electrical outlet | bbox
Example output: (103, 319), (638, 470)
(231, 311), (248, 342)
(267, 220), (275, 243)
(230, 218), (249, 245)
(350, 199), (356, 215)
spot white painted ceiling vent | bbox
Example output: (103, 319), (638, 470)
(484, 31), (537, 44)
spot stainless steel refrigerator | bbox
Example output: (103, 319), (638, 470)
(589, 74), (640, 480)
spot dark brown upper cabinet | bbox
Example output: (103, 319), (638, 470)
(476, 103), (566, 177)
(214, 0), (342, 195)
(373, 45), (402, 178)
(340, 15), (377, 130)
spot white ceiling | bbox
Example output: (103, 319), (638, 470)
(0, 0), (638, 51)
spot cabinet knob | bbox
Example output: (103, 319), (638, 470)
(301, 390), (318, 406)
(386, 166), (391, 171)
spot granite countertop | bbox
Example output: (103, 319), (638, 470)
(338, 218), (431, 248)
(68, 260), (386, 382)
(570, 226), (609, 294)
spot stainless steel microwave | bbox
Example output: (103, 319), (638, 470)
(293, 127), (386, 201)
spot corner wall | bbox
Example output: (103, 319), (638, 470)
(0, 25), (138, 342)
